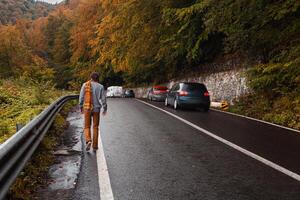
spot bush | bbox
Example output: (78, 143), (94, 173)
(229, 56), (300, 130)
(0, 78), (65, 143)
(247, 58), (300, 96)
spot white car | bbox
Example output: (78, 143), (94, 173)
(106, 86), (123, 98)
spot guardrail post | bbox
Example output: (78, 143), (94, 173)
(16, 124), (24, 132)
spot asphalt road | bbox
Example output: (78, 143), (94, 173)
(75, 98), (300, 200)
(142, 99), (300, 175)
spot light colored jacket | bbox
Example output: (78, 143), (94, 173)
(79, 81), (107, 112)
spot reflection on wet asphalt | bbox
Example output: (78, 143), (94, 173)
(35, 108), (84, 200)
(49, 112), (82, 190)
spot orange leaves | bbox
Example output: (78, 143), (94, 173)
(69, 0), (101, 63)
(0, 24), (31, 75)
(1, 0), (165, 85)
(22, 55), (55, 82)
(88, 0), (162, 74)
(22, 18), (48, 51)
(0, 15), (52, 79)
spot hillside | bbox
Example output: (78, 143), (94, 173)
(1, 0), (299, 86)
(0, 0), (299, 130)
(0, 0), (54, 25)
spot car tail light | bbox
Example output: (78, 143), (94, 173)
(204, 92), (210, 97)
(179, 91), (188, 96)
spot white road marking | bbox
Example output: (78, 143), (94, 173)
(136, 99), (300, 182)
(211, 108), (300, 133)
(96, 130), (114, 200)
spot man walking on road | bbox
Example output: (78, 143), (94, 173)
(79, 72), (107, 151)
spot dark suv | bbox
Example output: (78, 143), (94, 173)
(165, 82), (210, 111)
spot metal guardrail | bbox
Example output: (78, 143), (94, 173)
(0, 95), (78, 200)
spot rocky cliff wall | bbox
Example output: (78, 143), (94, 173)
(132, 69), (249, 104)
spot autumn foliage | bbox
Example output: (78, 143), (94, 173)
(0, 0), (53, 25)
(0, 0), (299, 89)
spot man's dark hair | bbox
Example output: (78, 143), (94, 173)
(90, 72), (100, 82)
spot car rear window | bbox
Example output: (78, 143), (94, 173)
(182, 83), (207, 92)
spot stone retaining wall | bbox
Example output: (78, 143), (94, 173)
(132, 69), (249, 104)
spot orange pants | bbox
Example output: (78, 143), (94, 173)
(84, 110), (100, 149)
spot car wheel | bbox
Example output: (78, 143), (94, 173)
(174, 99), (178, 110)
(165, 98), (168, 106)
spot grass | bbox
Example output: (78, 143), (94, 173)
(228, 94), (300, 131)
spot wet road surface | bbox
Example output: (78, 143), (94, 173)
(35, 109), (83, 200)
(141, 99), (300, 175)
(93, 98), (300, 200)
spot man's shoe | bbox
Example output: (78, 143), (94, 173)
(92, 146), (98, 152)
(86, 141), (91, 151)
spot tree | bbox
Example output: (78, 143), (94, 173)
(0, 25), (30, 77)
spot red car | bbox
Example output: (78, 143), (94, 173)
(147, 85), (168, 101)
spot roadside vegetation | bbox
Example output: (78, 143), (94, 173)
(0, 78), (65, 143)
(230, 56), (300, 130)
(9, 100), (77, 200)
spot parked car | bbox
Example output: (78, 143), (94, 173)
(165, 82), (210, 111)
(106, 86), (123, 98)
(122, 89), (135, 98)
(147, 85), (168, 101)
